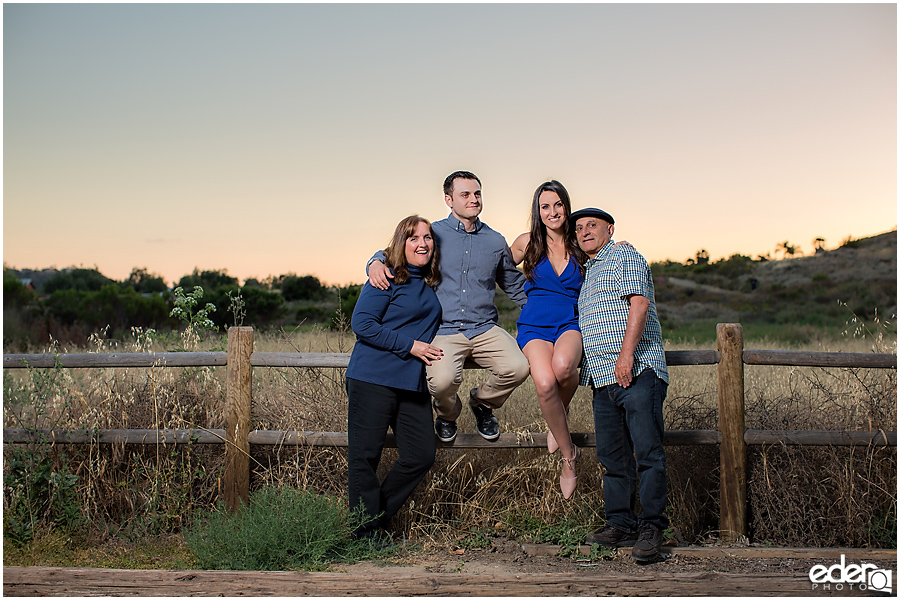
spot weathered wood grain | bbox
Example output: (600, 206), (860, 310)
(744, 429), (897, 446)
(743, 350), (897, 369)
(717, 323), (747, 542)
(2, 429), (227, 444)
(2, 429), (724, 447)
(225, 327), (253, 512)
(2, 349), (725, 370)
(8, 429), (897, 447)
(2, 566), (871, 597)
(3, 352), (227, 369)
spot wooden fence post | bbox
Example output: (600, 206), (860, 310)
(716, 323), (746, 541)
(225, 326), (253, 512)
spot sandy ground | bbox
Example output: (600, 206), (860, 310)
(331, 537), (890, 578)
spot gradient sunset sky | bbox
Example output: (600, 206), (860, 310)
(4, 3), (896, 287)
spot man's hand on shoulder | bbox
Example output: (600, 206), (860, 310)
(368, 260), (393, 290)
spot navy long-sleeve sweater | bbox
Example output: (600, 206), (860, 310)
(346, 265), (441, 393)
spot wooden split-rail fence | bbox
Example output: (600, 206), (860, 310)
(3, 323), (896, 542)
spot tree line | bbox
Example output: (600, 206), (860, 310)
(3, 266), (361, 348)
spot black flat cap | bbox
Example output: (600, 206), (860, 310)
(569, 207), (614, 226)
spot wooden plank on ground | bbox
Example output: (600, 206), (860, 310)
(3, 566), (880, 597)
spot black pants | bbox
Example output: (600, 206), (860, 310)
(347, 377), (436, 538)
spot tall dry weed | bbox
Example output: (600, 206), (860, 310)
(3, 322), (896, 547)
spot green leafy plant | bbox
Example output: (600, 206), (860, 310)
(184, 486), (389, 570)
(169, 286), (218, 332)
(458, 526), (493, 550)
(3, 360), (84, 544)
(169, 286), (218, 351)
(506, 508), (606, 559)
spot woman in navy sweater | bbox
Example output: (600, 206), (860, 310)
(346, 215), (443, 540)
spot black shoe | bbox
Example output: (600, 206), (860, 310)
(631, 523), (663, 562)
(585, 523), (639, 548)
(435, 417), (457, 442)
(470, 402), (500, 440)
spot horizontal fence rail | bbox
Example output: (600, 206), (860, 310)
(1, 429), (722, 447)
(742, 350), (896, 368)
(7, 349), (896, 370)
(4, 349), (721, 369)
(5, 428), (897, 447)
(3, 352), (228, 369)
(3, 324), (896, 541)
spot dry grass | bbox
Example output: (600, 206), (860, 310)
(3, 325), (896, 548)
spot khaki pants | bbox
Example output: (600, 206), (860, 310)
(426, 326), (531, 421)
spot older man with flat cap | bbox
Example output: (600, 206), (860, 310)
(570, 207), (670, 562)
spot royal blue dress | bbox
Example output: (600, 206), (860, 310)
(516, 255), (584, 349)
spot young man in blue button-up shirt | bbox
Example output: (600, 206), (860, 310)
(367, 171), (529, 442)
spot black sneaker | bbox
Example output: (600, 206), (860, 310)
(585, 523), (638, 548)
(470, 402), (500, 440)
(631, 523), (663, 562)
(435, 417), (457, 442)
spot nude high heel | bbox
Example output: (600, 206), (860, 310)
(560, 445), (579, 499)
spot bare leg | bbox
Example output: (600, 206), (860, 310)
(523, 339), (577, 476)
(552, 330), (583, 413)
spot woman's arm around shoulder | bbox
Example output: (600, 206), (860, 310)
(510, 232), (530, 266)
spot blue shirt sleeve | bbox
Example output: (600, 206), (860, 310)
(350, 283), (415, 357)
(365, 250), (388, 279)
(496, 243), (527, 308)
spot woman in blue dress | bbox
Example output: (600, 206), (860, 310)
(346, 215), (444, 540)
(510, 180), (586, 499)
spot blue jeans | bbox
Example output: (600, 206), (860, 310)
(347, 378), (436, 538)
(592, 368), (669, 532)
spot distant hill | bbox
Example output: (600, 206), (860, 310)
(754, 230), (896, 287)
(651, 230), (897, 342)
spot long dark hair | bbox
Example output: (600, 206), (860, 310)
(383, 215), (441, 287)
(522, 180), (585, 280)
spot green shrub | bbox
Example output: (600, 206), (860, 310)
(281, 275), (328, 301)
(296, 305), (329, 323)
(3, 270), (35, 309)
(3, 447), (82, 544)
(184, 486), (385, 570)
(42, 268), (115, 294)
(3, 362), (84, 545)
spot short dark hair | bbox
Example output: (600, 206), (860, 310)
(443, 171), (481, 196)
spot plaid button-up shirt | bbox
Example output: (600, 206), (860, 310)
(577, 239), (668, 388)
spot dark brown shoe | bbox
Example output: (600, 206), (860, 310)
(585, 523), (638, 548)
(631, 523), (663, 561)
